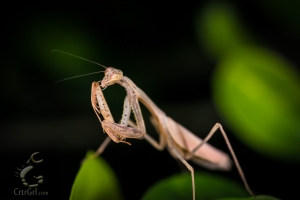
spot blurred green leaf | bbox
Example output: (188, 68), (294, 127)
(70, 151), (123, 200)
(142, 172), (249, 200)
(213, 46), (300, 161)
(195, 2), (253, 58)
(218, 195), (280, 200)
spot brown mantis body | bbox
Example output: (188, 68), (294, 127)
(91, 67), (254, 199)
(54, 50), (254, 199)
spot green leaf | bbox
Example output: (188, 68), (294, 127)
(142, 172), (249, 200)
(195, 2), (253, 58)
(69, 151), (123, 200)
(213, 46), (300, 161)
(217, 195), (281, 200)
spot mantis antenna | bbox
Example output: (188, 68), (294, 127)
(55, 71), (105, 84)
(52, 49), (107, 84)
(52, 49), (107, 69)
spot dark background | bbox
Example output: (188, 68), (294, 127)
(1, 1), (300, 199)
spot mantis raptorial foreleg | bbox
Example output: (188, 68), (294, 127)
(89, 81), (144, 159)
(91, 80), (167, 159)
(120, 95), (131, 126)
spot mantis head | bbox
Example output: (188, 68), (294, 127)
(101, 67), (123, 88)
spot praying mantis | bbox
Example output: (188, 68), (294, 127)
(54, 50), (255, 200)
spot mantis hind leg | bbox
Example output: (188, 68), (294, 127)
(187, 123), (255, 197)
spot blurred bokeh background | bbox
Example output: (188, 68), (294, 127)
(1, 1), (300, 199)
